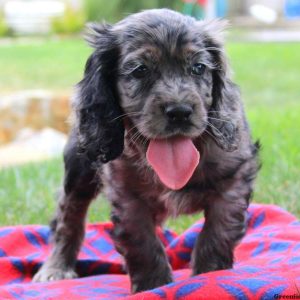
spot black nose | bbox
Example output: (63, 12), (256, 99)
(165, 104), (193, 123)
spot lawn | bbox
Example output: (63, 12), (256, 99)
(0, 38), (90, 93)
(0, 38), (299, 232)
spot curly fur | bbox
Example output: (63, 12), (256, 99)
(33, 9), (260, 294)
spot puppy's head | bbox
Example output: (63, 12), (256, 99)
(76, 9), (241, 164)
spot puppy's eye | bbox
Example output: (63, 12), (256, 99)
(191, 63), (205, 76)
(131, 65), (149, 79)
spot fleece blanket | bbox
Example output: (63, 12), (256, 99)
(0, 204), (300, 300)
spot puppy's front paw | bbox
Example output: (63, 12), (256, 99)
(192, 258), (233, 276)
(131, 273), (173, 293)
(33, 265), (78, 283)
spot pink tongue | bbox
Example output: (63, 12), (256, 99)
(146, 137), (200, 190)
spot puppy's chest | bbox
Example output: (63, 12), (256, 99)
(104, 155), (210, 216)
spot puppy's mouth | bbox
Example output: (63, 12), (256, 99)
(146, 136), (200, 190)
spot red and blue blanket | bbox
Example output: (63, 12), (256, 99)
(0, 204), (300, 299)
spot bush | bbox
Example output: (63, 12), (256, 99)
(52, 7), (86, 34)
(84, 0), (183, 23)
(0, 13), (11, 37)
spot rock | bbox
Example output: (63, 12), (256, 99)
(0, 127), (67, 168)
(0, 90), (71, 145)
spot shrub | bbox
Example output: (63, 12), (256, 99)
(0, 13), (11, 37)
(84, 0), (183, 23)
(52, 6), (86, 34)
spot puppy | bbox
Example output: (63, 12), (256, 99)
(33, 9), (259, 293)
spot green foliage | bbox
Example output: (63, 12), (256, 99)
(0, 12), (11, 37)
(52, 7), (86, 34)
(84, 0), (183, 22)
(84, 0), (121, 23)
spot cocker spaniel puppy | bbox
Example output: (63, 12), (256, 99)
(33, 9), (260, 293)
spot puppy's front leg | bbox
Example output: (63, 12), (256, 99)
(110, 198), (172, 293)
(192, 195), (248, 275)
(33, 136), (101, 282)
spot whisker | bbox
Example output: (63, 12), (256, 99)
(205, 121), (226, 140)
(128, 129), (142, 144)
(131, 131), (144, 145)
(204, 128), (218, 141)
(111, 112), (143, 122)
(125, 120), (145, 136)
(125, 119), (151, 147)
(208, 116), (232, 124)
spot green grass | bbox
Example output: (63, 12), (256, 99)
(228, 43), (300, 107)
(0, 157), (111, 226)
(0, 40), (299, 232)
(228, 42), (300, 216)
(0, 37), (91, 92)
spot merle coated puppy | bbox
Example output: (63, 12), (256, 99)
(33, 9), (259, 293)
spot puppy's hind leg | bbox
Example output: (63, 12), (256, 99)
(33, 133), (102, 282)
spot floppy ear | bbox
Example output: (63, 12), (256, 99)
(75, 23), (124, 163)
(200, 20), (241, 152)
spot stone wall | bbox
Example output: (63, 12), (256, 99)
(0, 90), (71, 145)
